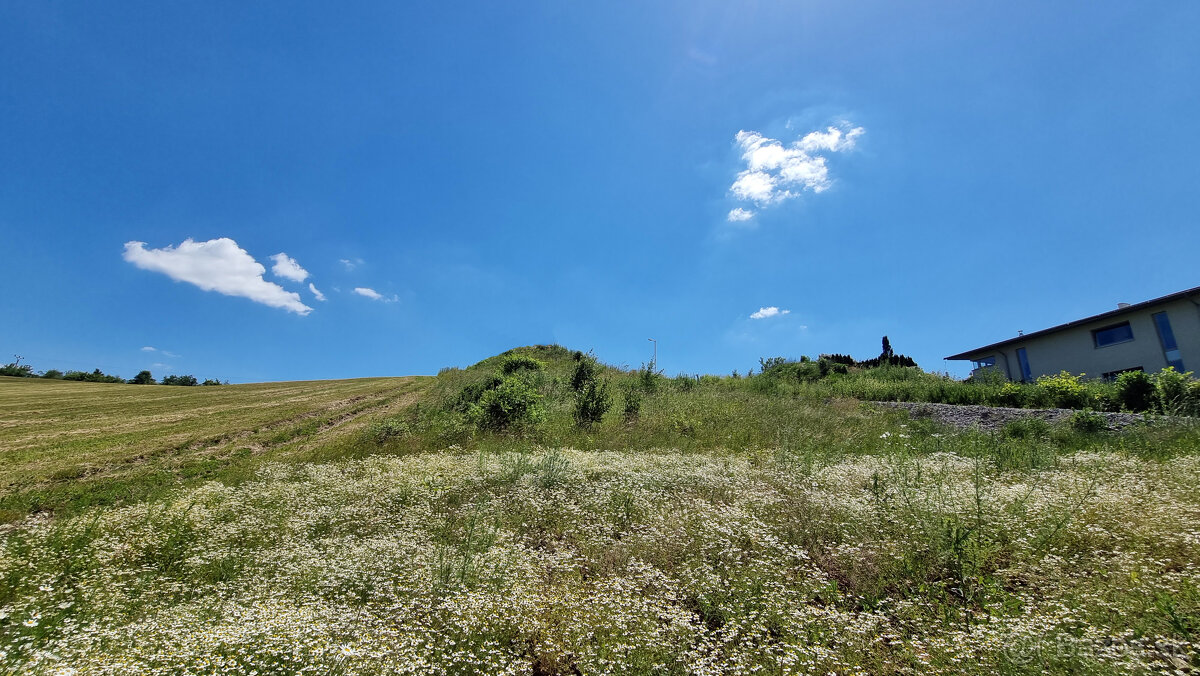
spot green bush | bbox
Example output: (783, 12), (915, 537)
(63, 369), (125, 384)
(995, 382), (1026, 408)
(473, 376), (544, 431)
(569, 353), (600, 392)
(1036, 371), (1089, 409)
(40, 369), (63, 380)
(1154, 367), (1194, 416)
(638, 361), (663, 393)
(451, 375), (504, 413)
(571, 354), (611, 427)
(0, 361), (34, 377)
(130, 370), (156, 385)
(161, 374), (199, 386)
(1069, 409), (1108, 433)
(621, 381), (642, 421)
(1115, 370), (1155, 412)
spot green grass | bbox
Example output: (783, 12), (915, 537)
(0, 347), (1198, 674)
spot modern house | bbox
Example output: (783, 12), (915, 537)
(947, 286), (1200, 382)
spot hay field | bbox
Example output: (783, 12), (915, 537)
(0, 376), (427, 522)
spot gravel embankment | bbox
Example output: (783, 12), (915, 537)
(874, 401), (1148, 432)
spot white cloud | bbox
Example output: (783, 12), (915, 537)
(798, 126), (864, 153)
(308, 283), (327, 302)
(726, 208), (755, 223)
(269, 253), (309, 283)
(750, 306), (791, 320)
(140, 346), (180, 358)
(354, 287), (397, 303)
(123, 238), (313, 316)
(729, 124), (863, 211)
(339, 258), (364, 270)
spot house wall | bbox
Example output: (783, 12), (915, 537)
(964, 298), (1200, 381)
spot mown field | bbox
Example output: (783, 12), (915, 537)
(1, 347), (1198, 674)
(0, 376), (427, 522)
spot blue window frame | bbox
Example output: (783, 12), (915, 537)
(1093, 322), (1134, 348)
(1016, 347), (1032, 382)
(1152, 311), (1185, 371)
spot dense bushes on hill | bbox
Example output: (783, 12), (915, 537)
(63, 369), (125, 384)
(0, 360), (34, 377)
(357, 344), (1199, 465)
(1, 359), (226, 386)
(161, 374), (199, 386)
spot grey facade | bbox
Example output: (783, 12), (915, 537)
(947, 287), (1200, 382)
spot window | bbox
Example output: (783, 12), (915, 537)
(1152, 312), (1186, 371)
(1102, 366), (1144, 382)
(1016, 347), (1032, 382)
(971, 356), (996, 371)
(1093, 321), (1134, 348)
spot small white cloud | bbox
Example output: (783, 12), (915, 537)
(727, 208), (755, 223)
(123, 238), (313, 316)
(750, 306), (791, 320)
(339, 258), (364, 271)
(798, 126), (864, 153)
(309, 283), (327, 302)
(142, 346), (181, 357)
(269, 253), (309, 283)
(354, 287), (397, 303)
(728, 123), (863, 213)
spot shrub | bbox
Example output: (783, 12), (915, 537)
(63, 369), (125, 384)
(621, 381), (642, 421)
(758, 357), (789, 374)
(1188, 381), (1200, 418)
(130, 370), (156, 385)
(569, 353), (600, 392)
(638, 361), (663, 393)
(1154, 367), (1194, 416)
(1069, 409), (1108, 433)
(1115, 370), (1155, 412)
(161, 374), (199, 386)
(473, 376), (544, 431)
(40, 369), (63, 380)
(451, 375), (504, 413)
(201, 379), (223, 386)
(995, 382), (1026, 408)
(1036, 371), (1089, 409)
(0, 360), (34, 377)
(571, 354), (611, 427)
(498, 355), (545, 376)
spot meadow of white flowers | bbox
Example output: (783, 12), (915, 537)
(2, 436), (1197, 674)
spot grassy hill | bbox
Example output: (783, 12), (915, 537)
(0, 347), (1198, 674)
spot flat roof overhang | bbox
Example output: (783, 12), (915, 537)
(945, 285), (1200, 361)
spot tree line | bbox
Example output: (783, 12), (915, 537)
(1, 356), (225, 386)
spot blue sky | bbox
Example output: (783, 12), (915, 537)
(2, 2), (1198, 382)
